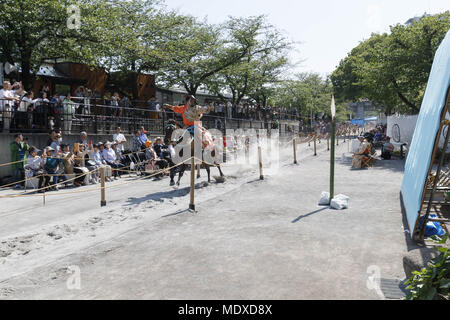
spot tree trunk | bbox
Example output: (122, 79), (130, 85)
(20, 53), (32, 91)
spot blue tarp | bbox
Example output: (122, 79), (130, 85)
(401, 30), (450, 235)
(351, 117), (378, 127)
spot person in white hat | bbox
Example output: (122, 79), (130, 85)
(25, 146), (42, 178)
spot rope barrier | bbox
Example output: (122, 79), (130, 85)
(0, 134), (331, 200)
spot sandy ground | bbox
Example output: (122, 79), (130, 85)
(0, 137), (408, 299)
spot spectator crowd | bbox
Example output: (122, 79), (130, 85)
(7, 125), (178, 192)
(1, 81), (302, 135)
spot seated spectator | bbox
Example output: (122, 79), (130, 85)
(39, 146), (62, 192)
(102, 141), (125, 179)
(24, 146), (42, 177)
(78, 131), (89, 149)
(381, 137), (395, 160)
(145, 141), (168, 173)
(139, 127), (149, 145)
(73, 143), (90, 187)
(352, 135), (371, 169)
(79, 142), (100, 184)
(92, 143), (113, 182)
(61, 143), (74, 173)
(132, 130), (143, 153)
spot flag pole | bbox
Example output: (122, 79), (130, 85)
(330, 96), (336, 203)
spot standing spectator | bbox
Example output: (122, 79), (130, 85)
(21, 91), (37, 130)
(63, 94), (76, 134)
(10, 133), (30, 189)
(113, 126), (127, 155)
(112, 92), (122, 117)
(227, 101), (233, 119)
(0, 81), (22, 132)
(217, 102), (224, 117)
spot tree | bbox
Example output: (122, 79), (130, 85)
(158, 15), (292, 96)
(0, 0), (118, 89)
(269, 73), (344, 122)
(331, 12), (450, 114)
(0, 0), (70, 88)
(205, 16), (292, 106)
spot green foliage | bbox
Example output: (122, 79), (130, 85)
(405, 234), (450, 300)
(331, 12), (450, 114)
(0, 1), (294, 100)
(205, 16), (292, 106)
(269, 73), (348, 122)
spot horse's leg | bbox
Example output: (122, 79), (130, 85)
(170, 164), (176, 186)
(205, 162), (211, 183)
(197, 164), (201, 179)
(216, 163), (224, 177)
(176, 164), (185, 186)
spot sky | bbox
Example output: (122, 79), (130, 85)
(163, 0), (449, 77)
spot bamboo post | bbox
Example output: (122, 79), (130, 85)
(293, 138), (297, 164)
(43, 171), (46, 206)
(314, 134), (317, 156)
(258, 145), (264, 180)
(189, 140), (196, 211)
(330, 118), (336, 203)
(100, 166), (106, 207)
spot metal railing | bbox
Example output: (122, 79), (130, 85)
(0, 97), (309, 135)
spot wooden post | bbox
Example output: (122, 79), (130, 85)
(314, 134), (317, 156)
(189, 140), (196, 211)
(43, 171), (46, 206)
(100, 166), (106, 207)
(293, 138), (297, 164)
(258, 146), (264, 180)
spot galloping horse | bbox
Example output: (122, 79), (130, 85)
(170, 126), (225, 187)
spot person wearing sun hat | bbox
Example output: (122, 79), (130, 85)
(38, 146), (62, 192)
(25, 146), (42, 178)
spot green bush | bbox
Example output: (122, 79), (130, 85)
(405, 234), (450, 300)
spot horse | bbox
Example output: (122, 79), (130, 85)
(170, 127), (225, 187)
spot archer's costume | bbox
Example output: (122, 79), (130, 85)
(169, 103), (214, 150)
(352, 140), (371, 168)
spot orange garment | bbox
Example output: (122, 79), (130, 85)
(172, 104), (194, 127)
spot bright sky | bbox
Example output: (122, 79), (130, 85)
(163, 0), (449, 77)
